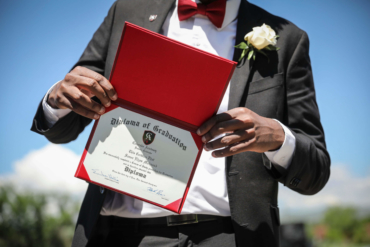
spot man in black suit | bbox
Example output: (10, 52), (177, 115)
(31, 0), (330, 246)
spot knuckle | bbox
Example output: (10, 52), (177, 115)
(87, 79), (97, 88)
(216, 122), (225, 132)
(105, 85), (114, 94)
(92, 103), (101, 112)
(59, 83), (67, 91)
(236, 108), (245, 115)
(94, 74), (103, 82)
(98, 88), (107, 98)
(221, 137), (231, 145)
(204, 133), (210, 141)
(74, 92), (82, 101)
(74, 66), (83, 73)
(64, 73), (73, 83)
(48, 91), (56, 100)
(55, 98), (66, 108)
(55, 92), (63, 101)
(229, 146), (239, 153)
(242, 107), (249, 113)
(58, 98), (68, 108)
(106, 84), (113, 91)
(241, 116), (252, 124)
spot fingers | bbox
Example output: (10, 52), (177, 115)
(54, 93), (100, 120)
(201, 119), (252, 143)
(197, 108), (249, 136)
(196, 108), (259, 157)
(211, 138), (257, 158)
(75, 75), (112, 107)
(69, 101), (101, 120)
(204, 129), (255, 151)
(64, 86), (105, 115)
(196, 107), (278, 157)
(49, 66), (118, 120)
(71, 66), (118, 101)
(197, 112), (233, 136)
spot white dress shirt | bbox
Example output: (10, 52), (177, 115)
(42, 0), (295, 217)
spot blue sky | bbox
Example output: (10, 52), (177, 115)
(1, 0), (369, 181)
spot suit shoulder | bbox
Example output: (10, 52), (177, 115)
(249, 2), (305, 40)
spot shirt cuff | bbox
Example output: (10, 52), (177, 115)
(264, 119), (296, 169)
(42, 81), (72, 128)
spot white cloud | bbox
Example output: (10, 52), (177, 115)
(0, 144), (88, 197)
(278, 164), (370, 221)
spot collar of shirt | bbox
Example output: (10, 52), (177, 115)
(177, 0), (241, 31)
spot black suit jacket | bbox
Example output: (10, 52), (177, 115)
(31, 1), (330, 246)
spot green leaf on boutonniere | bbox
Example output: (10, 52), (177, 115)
(239, 48), (248, 62)
(265, 45), (278, 51)
(248, 50), (254, 60)
(264, 46), (272, 51)
(234, 42), (248, 49)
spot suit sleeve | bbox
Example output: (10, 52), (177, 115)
(30, 1), (117, 144)
(264, 31), (331, 195)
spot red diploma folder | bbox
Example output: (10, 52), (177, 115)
(75, 22), (237, 214)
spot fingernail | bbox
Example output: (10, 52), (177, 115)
(99, 107), (105, 114)
(105, 101), (111, 107)
(201, 136), (206, 143)
(197, 129), (201, 135)
(212, 152), (216, 157)
(94, 114), (100, 119)
(112, 94), (118, 101)
(204, 145), (209, 151)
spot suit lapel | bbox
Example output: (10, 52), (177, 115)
(228, 1), (262, 110)
(143, 0), (176, 33)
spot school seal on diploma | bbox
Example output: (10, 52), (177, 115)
(143, 130), (156, 145)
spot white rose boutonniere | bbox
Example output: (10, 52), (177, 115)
(235, 23), (279, 62)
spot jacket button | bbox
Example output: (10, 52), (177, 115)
(100, 187), (105, 194)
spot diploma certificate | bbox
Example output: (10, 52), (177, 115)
(77, 106), (202, 212)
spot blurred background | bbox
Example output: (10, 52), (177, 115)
(1, 0), (369, 246)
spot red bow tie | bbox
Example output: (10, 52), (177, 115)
(178, 0), (226, 28)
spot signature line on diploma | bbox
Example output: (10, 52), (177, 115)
(147, 187), (165, 196)
(92, 169), (119, 182)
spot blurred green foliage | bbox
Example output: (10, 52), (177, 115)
(0, 184), (80, 247)
(308, 207), (370, 246)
